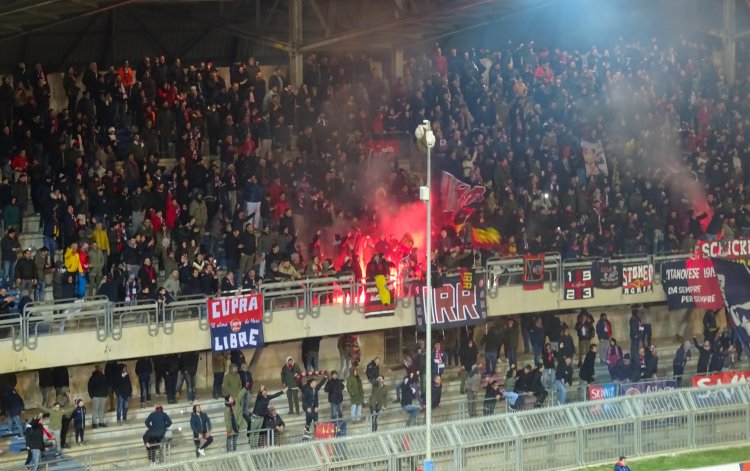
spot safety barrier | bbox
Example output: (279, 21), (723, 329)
(1, 253), (690, 350)
(39, 381), (750, 471)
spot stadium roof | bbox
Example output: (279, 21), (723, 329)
(0, 0), (742, 70)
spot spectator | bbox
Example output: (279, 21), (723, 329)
(337, 334), (356, 380)
(529, 317), (546, 367)
(135, 357), (153, 405)
(280, 356), (302, 415)
(248, 384), (287, 443)
(346, 366), (364, 422)
(1, 228), (20, 286)
(365, 356), (381, 387)
(579, 344), (598, 384)
(465, 365), (482, 417)
(368, 375), (387, 432)
(482, 326), (501, 376)
(222, 362), (242, 400)
(458, 338), (478, 394)
(399, 374), (421, 426)
(262, 406), (285, 446)
(190, 404), (212, 457)
(87, 365), (108, 428)
(555, 355), (573, 405)
(693, 337), (713, 374)
(39, 401), (75, 457)
(70, 399), (86, 445)
(211, 352), (227, 400)
(301, 336), (322, 372)
(51, 366), (70, 407)
(143, 405), (172, 464)
(673, 341), (691, 386)
(324, 370), (345, 420)
(24, 415), (45, 470)
(2, 381), (24, 438)
(575, 310), (595, 367)
(483, 380), (501, 416)
(431, 341), (447, 377)
(301, 373), (327, 439)
(38, 367), (53, 408)
(116, 365), (133, 424)
(703, 310), (719, 344)
(504, 318), (520, 367)
(179, 351), (199, 403)
(223, 395), (244, 452)
(614, 456), (632, 471)
(606, 339), (624, 380)
(596, 313), (612, 364)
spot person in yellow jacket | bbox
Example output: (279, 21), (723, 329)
(92, 221), (110, 257)
(64, 242), (82, 274)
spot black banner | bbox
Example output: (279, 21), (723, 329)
(415, 271), (488, 331)
(592, 260), (622, 289)
(622, 263), (654, 295)
(564, 268), (594, 300)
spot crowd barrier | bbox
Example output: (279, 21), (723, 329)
(0, 253), (690, 351)
(21, 381), (750, 471)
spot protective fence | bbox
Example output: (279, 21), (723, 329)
(17, 382), (750, 471)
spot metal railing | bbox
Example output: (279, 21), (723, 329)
(0, 253), (690, 349)
(50, 381), (750, 471)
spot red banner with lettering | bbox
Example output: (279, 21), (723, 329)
(692, 370), (750, 387)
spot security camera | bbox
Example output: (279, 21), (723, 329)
(415, 125), (425, 140)
(425, 130), (436, 149)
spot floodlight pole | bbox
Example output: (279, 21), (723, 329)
(416, 120), (435, 471)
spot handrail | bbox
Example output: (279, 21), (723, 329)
(1, 252), (696, 349)
(110, 299), (160, 339)
(23, 296), (109, 349)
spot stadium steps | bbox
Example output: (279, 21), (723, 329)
(0, 356), (682, 469)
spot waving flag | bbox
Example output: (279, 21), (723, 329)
(471, 227), (501, 249)
(440, 171), (486, 214)
(711, 257), (750, 364)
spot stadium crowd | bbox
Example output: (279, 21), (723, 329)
(0, 31), (748, 467)
(0, 34), (744, 304)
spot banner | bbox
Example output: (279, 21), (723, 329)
(621, 263), (653, 295)
(661, 259), (723, 311)
(587, 383), (618, 401)
(365, 139), (399, 156)
(415, 271), (488, 331)
(563, 268), (594, 300)
(619, 379), (677, 395)
(592, 260), (622, 289)
(712, 258), (750, 360)
(523, 254), (545, 291)
(471, 227), (500, 249)
(207, 294), (264, 352)
(698, 239), (750, 262)
(439, 171), (486, 214)
(581, 140), (608, 177)
(692, 370), (750, 387)
(363, 280), (396, 318)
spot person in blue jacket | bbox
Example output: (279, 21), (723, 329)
(614, 455), (632, 470)
(70, 398), (87, 445)
(301, 373), (327, 439)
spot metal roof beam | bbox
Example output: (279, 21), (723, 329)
(299, 0), (495, 52)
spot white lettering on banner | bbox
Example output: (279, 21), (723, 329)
(664, 268), (700, 280)
(208, 295), (260, 321)
(421, 284), (481, 325)
(213, 328), (260, 351)
(700, 239), (750, 259)
(622, 265), (653, 283)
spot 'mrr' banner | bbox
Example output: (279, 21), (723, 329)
(414, 271), (488, 331)
(207, 294), (265, 352)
